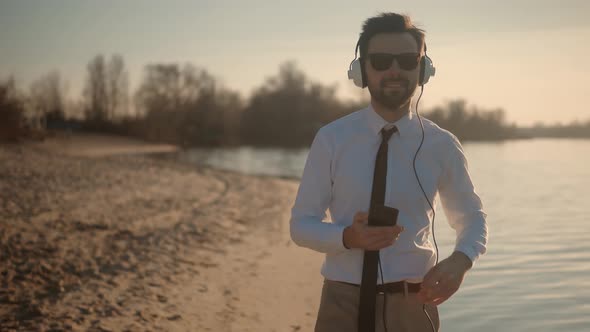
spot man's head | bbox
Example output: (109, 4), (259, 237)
(358, 13), (425, 111)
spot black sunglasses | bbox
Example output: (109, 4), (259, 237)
(366, 53), (421, 71)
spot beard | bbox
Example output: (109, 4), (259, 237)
(368, 78), (417, 111)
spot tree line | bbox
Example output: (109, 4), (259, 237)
(1, 54), (587, 145)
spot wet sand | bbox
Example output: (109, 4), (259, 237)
(0, 134), (323, 331)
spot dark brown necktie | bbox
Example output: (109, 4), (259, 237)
(358, 126), (397, 332)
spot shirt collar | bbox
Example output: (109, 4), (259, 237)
(365, 104), (416, 138)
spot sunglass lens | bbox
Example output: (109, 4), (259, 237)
(369, 54), (394, 71)
(397, 54), (420, 70)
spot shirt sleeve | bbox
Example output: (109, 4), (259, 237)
(438, 134), (488, 265)
(289, 128), (348, 254)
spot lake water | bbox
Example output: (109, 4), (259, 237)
(178, 138), (590, 331)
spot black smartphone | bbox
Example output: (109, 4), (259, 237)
(369, 205), (399, 227)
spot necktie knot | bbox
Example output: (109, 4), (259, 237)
(381, 126), (397, 143)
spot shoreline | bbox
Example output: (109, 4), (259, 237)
(149, 151), (302, 183)
(0, 135), (323, 331)
(33, 131), (303, 181)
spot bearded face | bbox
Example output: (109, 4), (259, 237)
(364, 32), (421, 111)
(368, 75), (417, 110)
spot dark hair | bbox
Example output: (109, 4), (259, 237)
(358, 13), (425, 58)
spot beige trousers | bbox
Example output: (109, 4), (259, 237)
(315, 279), (440, 332)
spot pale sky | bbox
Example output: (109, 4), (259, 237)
(1, 0), (589, 126)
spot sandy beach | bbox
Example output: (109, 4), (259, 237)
(1, 134), (324, 331)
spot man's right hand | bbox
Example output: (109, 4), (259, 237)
(343, 211), (404, 250)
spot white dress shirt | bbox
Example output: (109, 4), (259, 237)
(290, 105), (488, 284)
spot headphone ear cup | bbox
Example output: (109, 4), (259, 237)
(348, 58), (364, 88)
(360, 58), (367, 88)
(420, 55), (435, 86)
(419, 56), (426, 86)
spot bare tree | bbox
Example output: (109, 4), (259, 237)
(135, 63), (215, 115)
(83, 54), (128, 122)
(83, 55), (108, 122)
(134, 63), (241, 145)
(0, 77), (25, 141)
(423, 99), (514, 141)
(107, 54), (129, 119)
(29, 71), (66, 129)
(240, 61), (346, 147)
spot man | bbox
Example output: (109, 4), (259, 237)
(290, 12), (488, 332)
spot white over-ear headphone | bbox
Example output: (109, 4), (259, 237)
(347, 42), (365, 87)
(347, 40), (436, 88)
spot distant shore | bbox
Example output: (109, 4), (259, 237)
(0, 134), (323, 331)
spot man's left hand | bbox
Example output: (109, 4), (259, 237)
(417, 251), (473, 305)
